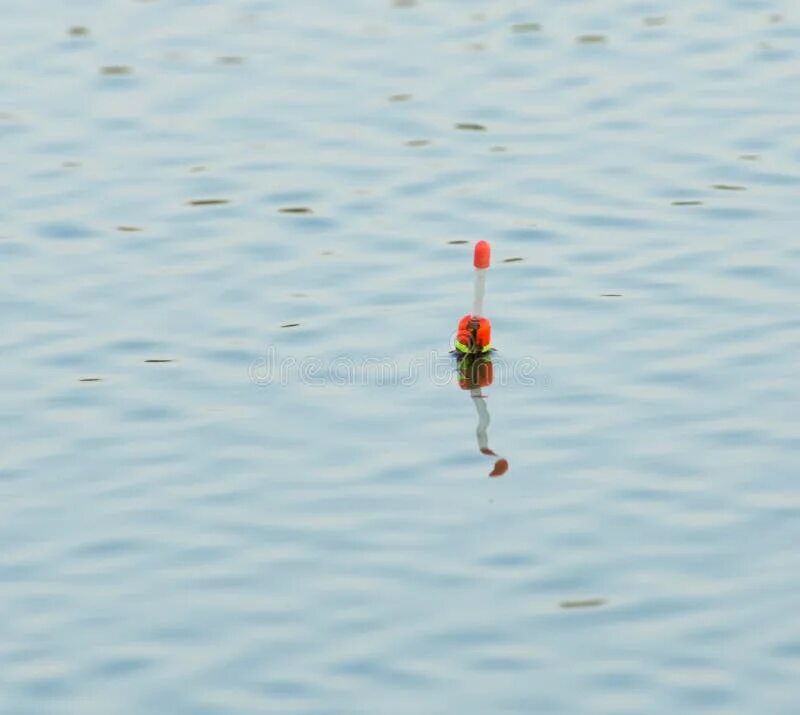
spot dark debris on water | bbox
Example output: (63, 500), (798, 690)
(100, 66), (133, 76)
(279, 207), (313, 214)
(672, 200), (703, 206)
(511, 22), (541, 33)
(144, 359), (174, 363)
(455, 122), (487, 131)
(560, 598), (607, 609)
(577, 34), (607, 44)
(281, 323), (300, 328)
(187, 199), (230, 206)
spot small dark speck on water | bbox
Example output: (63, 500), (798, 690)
(217, 56), (244, 64)
(672, 200), (703, 206)
(448, 240), (469, 245)
(405, 139), (430, 147)
(100, 66), (133, 75)
(62, 161), (81, 168)
(712, 184), (746, 191)
(279, 207), (313, 214)
(503, 257), (524, 263)
(511, 22), (541, 33)
(601, 293), (622, 297)
(281, 323), (300, 328)
(79, 378), (102, 382)
(145, 359), (174, 363)
(739, 154), (759, 161)
(643, 16), (667, 26)
(388, 93), (412, 102)
(117, 226), (143, 232)
(455, 122), (486, 131)
(490, 146), (507, 152)
(577, 34), (607, 44)
(68, 26), (90, 37)
(392, 0), (416, 7)
(189, 166), (207, 172)
(187, 199), (230, 206)
(560, 598), (607, 609)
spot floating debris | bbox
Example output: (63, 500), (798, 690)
(189, 165), (207, 172)
(511, 22), (541, 33)
(278, 206), (313, 214)
(490, 146), (507, 152)
(100, 65), (133, 75)
(455, 122), (487, 131)
(117, 226), (143, 232)
(144, 359), (174, 363)
(217, 56), (244, 64)
(672, 200), (703, 206)
(62, 161), (81, 168)
(643, 16), (667, 26)
(392, 0), (416, 7)
(79, 377), (102, 382)
(601, 293), (622, 297)
(738, 154), (759, 161)
(577, 34), (607, 44)
(187, 198), (230, 206)
(280, 322), (300, 328)
(503, 257), (524, 263)
(560, 598), (607, 609)
(405, 139), (430, 147)
(388, 93), (412, 102)
(448, 240), (469, 245)
(68, 26), (90, 37)
(712, 184), (746, 191)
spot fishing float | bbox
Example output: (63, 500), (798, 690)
(452, 240), (507, 476)
(455, 240), (493, 355)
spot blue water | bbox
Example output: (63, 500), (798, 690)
(2, 1), (799, 713)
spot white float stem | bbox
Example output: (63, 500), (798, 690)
(471, 387), (490, 452)
(472, 268), (487, 317)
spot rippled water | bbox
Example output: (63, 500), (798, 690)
(2, 1), (799, 712)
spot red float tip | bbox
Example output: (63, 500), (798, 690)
(473, 240), (491, 269)
(489, 458), (509, 478)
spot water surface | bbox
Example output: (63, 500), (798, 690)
(2, 1), (799, 713)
